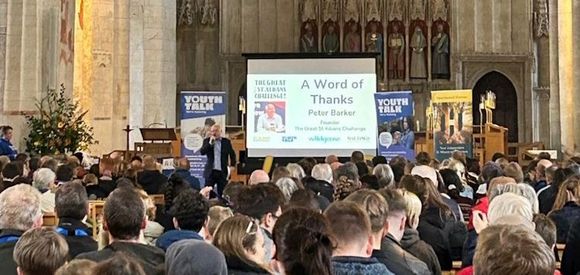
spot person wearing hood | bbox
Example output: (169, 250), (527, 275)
(166, 239), (228, 275)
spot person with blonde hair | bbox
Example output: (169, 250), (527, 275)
(400, 191), (442, 275)
(137, 189), (164, 246)
(13, 228), (69, 275)
(503, 162), (524, 183)
(206, 206), (234, 239)
(548, 175), (580, 243)
(212, 215), (270, 274)
(286, 163), (306, 180)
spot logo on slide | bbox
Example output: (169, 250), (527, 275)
(309, 136), (340, 143)
(282, 136), (297, 143)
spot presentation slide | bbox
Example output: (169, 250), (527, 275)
(246, 58), (378, 157)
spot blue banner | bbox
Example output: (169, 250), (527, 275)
(375, 91), (415, 161)
(180, 91), (227, 187)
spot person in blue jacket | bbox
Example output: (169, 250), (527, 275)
(0, 126), (17, 160)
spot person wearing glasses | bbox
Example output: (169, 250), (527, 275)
(236, 183), (285, 264)
(212, 215), (270, 274)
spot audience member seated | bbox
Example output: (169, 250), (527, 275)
(400, 190), (442, 275)
(212, 215), (270, 274)
(287, 189), (327, 212)
(272, 207), (333, 275)
(298, 157), (317, 177)
(158, 174), (193, 230)
(286, 163), (306, 180)
(206, 206), (233, 241)
(333, 163), (360, 201)
(55, 165), (74, 185)
(137, 190), (164, 246)
(137, 155), (168, 195)
(351, 151), (364, 164)
(324, 200), (392, 274)
(459, 224), (556, 275)
(235, 183), (284, 262)
(248, 169), (270, 185)
(54, 259), (96, 275)
(548, 175), (580, 243)
(0, 184), (42, 275)
(55, 182), (97, 258)
(41, 158), (59, 173)
(325, 154), (339, 164)
(411, 152), (438, 187)
(166, 239), (228, 275)
(156, 189), (209, 251)
(348, 189), (429, 274)
(91, 252), (146, 275)
(275, 177), (301, 203)
(562, 218), (580, 275)
(463, 192), (534, 268)
(533, 159), (553, 192)
(372, 164), (395, 189)
(170, 158), (201, 190)
(399, 175), (454, 270)
(33, 168), (57, 213)
(76, 188), (165, 274)
(447, 159), (474, 200)
(13, 228), (69, 275)
(539, 167), (577, 214)
(533, 214), (557, 256)
(307, 163), (334, 202)
(502, 162), (525, 183)
(1, 162), (22, 191)
(271, 166), (291, 184)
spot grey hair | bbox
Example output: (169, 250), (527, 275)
(312, 163), (333, 183)
(32, 168), (56, 190)
(488, 193), (533, 225)
(516, 183), (540, 214)
(489, 183), (539, 214)
(275, 177), (300, 202)
(373, 164), (394, 187)
(286, 163), (306, 179)
(0, 184), (42, 231)
(334, 162), (359, 182)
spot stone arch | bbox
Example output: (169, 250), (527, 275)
(460, 56), (532, 143)
(472, 71), (519, 142)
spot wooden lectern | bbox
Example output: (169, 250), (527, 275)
(473, 123), (508, 164)
(134, 128), (178, 159)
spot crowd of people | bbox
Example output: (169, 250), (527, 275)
(1, 127), (580, 274)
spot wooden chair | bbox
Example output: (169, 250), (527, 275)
(149, 194), (165, 206)
(42, 212), (59, 227)
(88, 200), (106, 239)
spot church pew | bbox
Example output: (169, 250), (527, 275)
(42, 212), (59, 227)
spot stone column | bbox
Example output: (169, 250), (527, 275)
(534, 0), (551, 144)
(557, 0), (575, 151)
(128, 0), (144, 148)
(548, 0), (561, 150)
(0, 0), (7, 112)
(573, 0), (580, 149)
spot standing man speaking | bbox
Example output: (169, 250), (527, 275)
(200, 124), (236, 196)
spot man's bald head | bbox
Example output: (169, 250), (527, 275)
(249, 170), (270, 185)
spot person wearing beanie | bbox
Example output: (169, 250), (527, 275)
(166, 239), (227, 275)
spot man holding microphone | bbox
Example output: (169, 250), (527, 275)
(200, 124), (236, 197)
